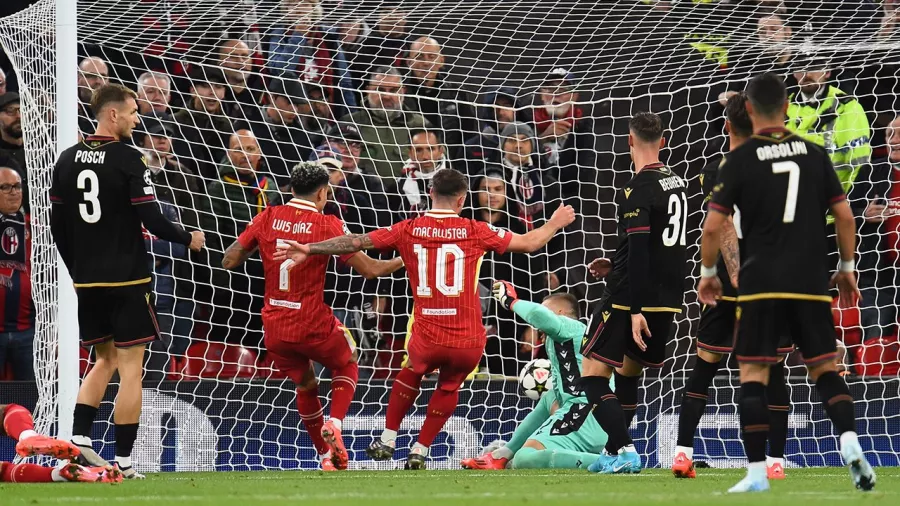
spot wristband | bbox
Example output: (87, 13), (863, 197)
(700, 264), (718, 279)
(838, 259), (855, 273)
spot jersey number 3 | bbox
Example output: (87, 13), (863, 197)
(413, 244), (464, 297)
(77, 169), (101, 223)
(663, 193), (688, 247)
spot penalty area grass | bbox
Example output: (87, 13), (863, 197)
(0, 467), (896, 506)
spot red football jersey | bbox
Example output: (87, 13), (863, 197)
(369, 209), (513, 349)
(237, 198), (356, 342)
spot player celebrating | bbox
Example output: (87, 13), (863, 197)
(699, 72), (875, 493)
(0, 404), (122, 483)
(275, 168), (575, 469)
(672, 93), (793, 480)
(461, 282), (608, 470)
(579, 112), (687, 474)
(50, 84), (205, 478)
(222, 162), (403, 471)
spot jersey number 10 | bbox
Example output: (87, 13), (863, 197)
(413, 243), (465, 297)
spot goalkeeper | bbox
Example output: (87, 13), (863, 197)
(461, 281), (608, 470)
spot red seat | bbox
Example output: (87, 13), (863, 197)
(1, 362), (12, 381)
(182, 342), (258, 379)
(832, 297), (863, 348)
(854, 336), (900, 377)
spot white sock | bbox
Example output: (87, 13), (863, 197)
(71, 435), (92, 447)
(411, 442), (429, 456)
(766, 456), (784, 467)
(620, 444), (636, 454)
(380, 429), (397, 445)
(330, 418), (342, 431)
(747, 461), (767, 481)
(18, 430), (39, 441)
(675, 445), (693, 460)
(840, 431), (860, 452)
(51, 467), (66, 482)
(492, 446), (514, 460)
(116, 456), (132, 469)
(320, 451), (332, 461)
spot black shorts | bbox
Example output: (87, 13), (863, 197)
(581, 303), (676, 369)
(735, 298), (836, 365)
(77, 284), (160, 348)
(698, 300), (794, 355)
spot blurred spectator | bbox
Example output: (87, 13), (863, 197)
(879, 0), (900, 40)
(0, 93), (26, 213)
(340, 66), (431, 179)
(76, 56), (109, 135)
(395, 129), (449, 216)
(172, 66), (233, 184)
(719, 12), (794, 107)
(0, 69), (6, 95)
(464, 87), (522, 175)
(267, 0), (356, 119)
(200, 129), (281, 345)
(0, 167), (33, 380)
(355, 6), (410, 88)
(852, 115), (900, 342)
(246, 73), (318, 188)
(296, 83), (336, 143)
(405, 36), (476, 161)
(137, 71), (173, 119)
(217, 39), (265, 124)
(140, 121), (202, 224)
(336, 16), (369, 103)
(787, 53), (871, 194)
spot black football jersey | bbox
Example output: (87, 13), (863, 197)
(50, 135), (157, 286)
(603, 163), (688, 312)
(709, 128), (845, 299)
(701, 156), (740, 300)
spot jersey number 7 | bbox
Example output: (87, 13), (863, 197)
(413, 243), (464, 297)
(771, 161), (799, 223)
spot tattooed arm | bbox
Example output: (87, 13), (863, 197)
(720, 217), (740, 287)
(273, 234), (376, 264)
(222, 240), (258, 269)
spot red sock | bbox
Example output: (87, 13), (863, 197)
(329, 362), (359, 421)
(2, 404), (34, 441)
(0, 463), (54, 483)
(386, 368), (423, 431)
(417, 388), (459, 447)
(296, 388), (329, 455)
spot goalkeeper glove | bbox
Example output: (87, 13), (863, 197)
(492, 280), (519, 311)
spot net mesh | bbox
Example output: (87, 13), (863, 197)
(1, 0), (899, 471)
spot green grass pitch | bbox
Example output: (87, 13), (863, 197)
(1, 468), (896, 505)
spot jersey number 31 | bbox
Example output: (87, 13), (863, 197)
(663, 193), (688, 247)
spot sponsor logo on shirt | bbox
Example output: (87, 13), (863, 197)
(422, 308), (457, 316)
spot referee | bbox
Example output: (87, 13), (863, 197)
(50, 83), (204, 478)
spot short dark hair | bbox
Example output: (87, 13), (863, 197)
(430, 168), (468, 198)
(746, 72), (787, 118)
(290, 162), (330, 196)
(409, 128), (443, 145)
(90, 84), (137, 116)
(629, 112), (663, 143)
(725, 92), (753, 138)
(543, 292), (580, 319)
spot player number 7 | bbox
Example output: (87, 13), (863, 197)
(771, 161), (799, 223)
(277, 239), (295, 291)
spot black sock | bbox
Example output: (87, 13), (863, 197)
(815, 371), (856, 434)
(581, 376), (633, 453)
(677, 357), (720, 448)
(613, 371), (640, 430)
(72, 403), (99, 439)
(766, 363), (790, 459)
(115, 423), (139, 461)
(739, 381), (769, 464)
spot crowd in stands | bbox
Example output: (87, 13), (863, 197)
(2, 0), (900, 380)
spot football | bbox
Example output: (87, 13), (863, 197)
(518, 359), (553, 401)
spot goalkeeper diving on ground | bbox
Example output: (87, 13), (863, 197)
(461, 281), (608, 470)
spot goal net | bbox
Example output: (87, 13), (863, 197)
(1, 0), (899, 471)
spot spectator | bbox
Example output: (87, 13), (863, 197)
(336, 16), (370, 103)
(355, 6), (410, 86)
(787, 53), (872, 195)
(267, 0), (356, 119)
(296, 83), (336, 144)
(405, 36), (476, 161)
(850, 115), (900, 342)
(134, 72), (174, 148)
(217, 39), (264, 124)
(463, 87), (522, 175)
(0, 167), (34, 380)
(0, 69), (6, 95)
(246, 73), (318, 189)
(0, 93), (26, 212)
(76, 56), (109, 135)
(719, 12), (794, 107)
(340, 66), (431, 179)
(199, 129), (281, 345)
(395, 129), (449, 216)
(172, 66), (233, 184)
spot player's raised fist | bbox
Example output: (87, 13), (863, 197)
(549, 204), (576, 229)
(189, 231), (205, 252)
(588, 257), (612, 279)
(491, 280), (519, 311)
(274, 239), (311, 264)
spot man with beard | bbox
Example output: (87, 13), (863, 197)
(396, 129), (450, 217)
(339, 66), (430, 179)
(463, 87), (522, 175)
(76, 57), (109, 135)
(171, 66), (234, 184)
(217, 39), (265, 125)
(0, 92), (26, 212)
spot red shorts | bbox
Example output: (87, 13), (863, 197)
(407, 335), (483, 392)
(265, 317), (355, 384)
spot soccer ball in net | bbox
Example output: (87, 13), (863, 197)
(518, 359), (553, 401)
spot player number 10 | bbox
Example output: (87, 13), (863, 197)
(771, 161), (799, 223)
(413, 243), (465, 297)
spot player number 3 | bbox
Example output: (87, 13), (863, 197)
(413, 243), (465, 297)
(77, 169), (101, 223)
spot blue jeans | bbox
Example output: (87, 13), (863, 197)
(0, 327), (36, 380)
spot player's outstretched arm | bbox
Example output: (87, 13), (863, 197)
(830, 199), (862, 307)
(222, 240), (258, 270)
(493, 281), (582, 341)
(698, 209), (726, 306)
(135, 202), (203, 251)
(346, 253), (404, 280)
(506, 204), (576, 253)
(274, 233), (375, 264)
